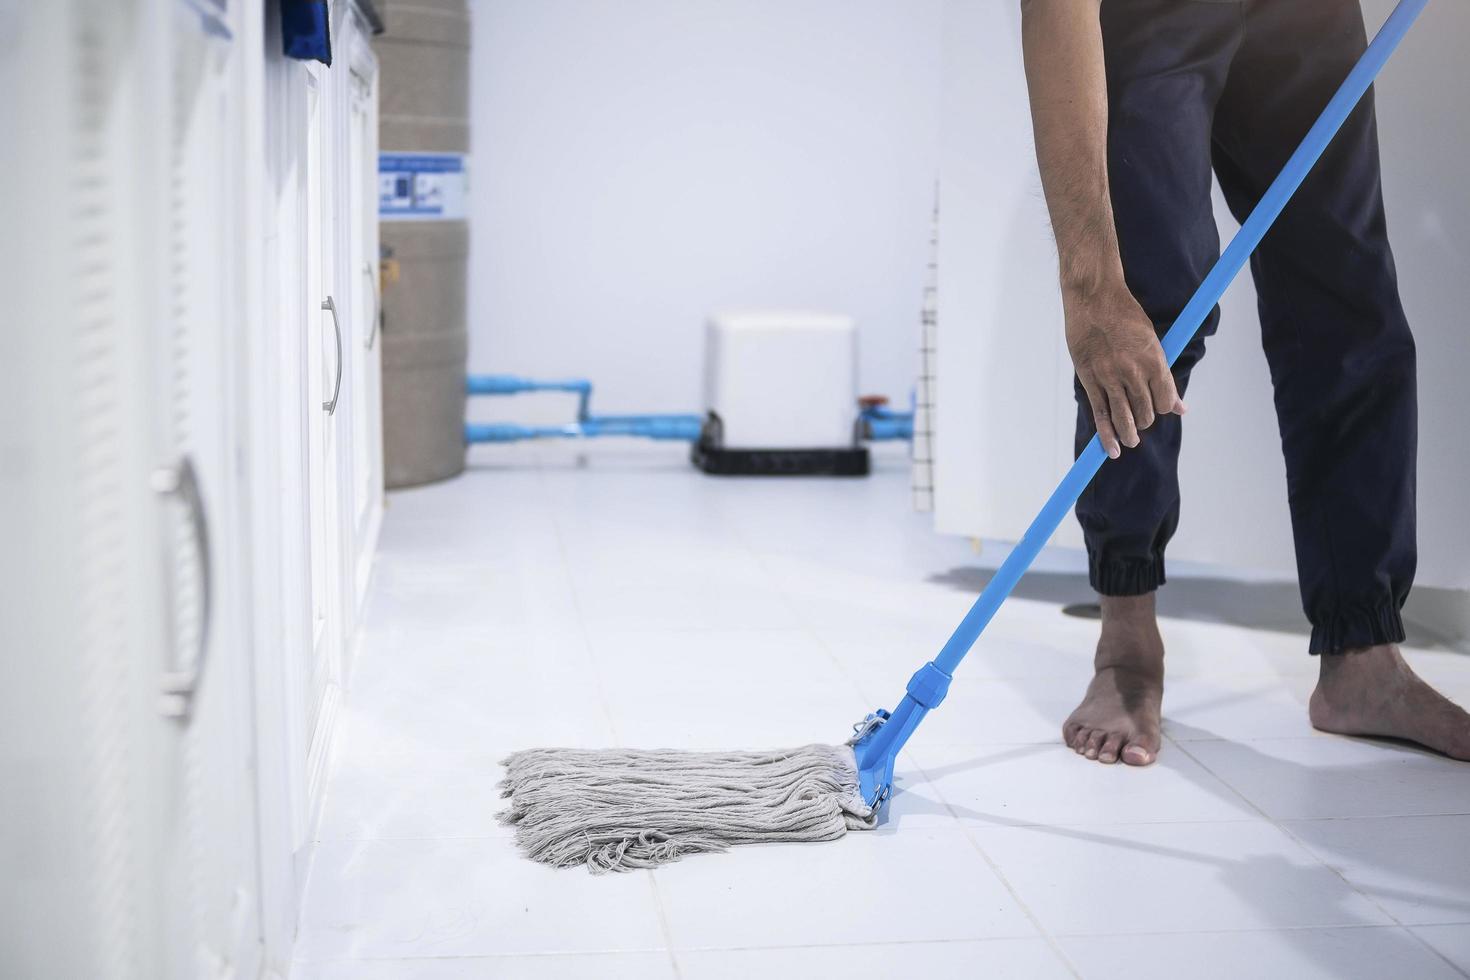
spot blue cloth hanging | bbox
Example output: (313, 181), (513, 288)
(280, 0), (332, 65)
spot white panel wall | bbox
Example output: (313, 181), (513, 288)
(467, 0), (943, 419)
(935, 0), (1470, 592)
(1364, 0), (1470, 589)
(932, 0), (1074, 547)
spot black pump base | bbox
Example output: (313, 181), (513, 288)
(691, 441), (870, 477)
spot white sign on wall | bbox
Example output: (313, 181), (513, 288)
(379, 152), (467, 221)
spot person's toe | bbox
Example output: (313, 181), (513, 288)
(1070, 728), (1091, 753)
(1062, 720), (1084, 748)
(1084, 730), (1105, 760)
(1121, 737), (1157, 766)
(1098, 732), (1124, 764)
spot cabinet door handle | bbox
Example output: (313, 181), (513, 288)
(152, 455), (212, 721)
(322, 295), (343, 415)
(364, 262), (380, 350)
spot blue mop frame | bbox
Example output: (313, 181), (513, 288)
(850, 0), (1431, 810)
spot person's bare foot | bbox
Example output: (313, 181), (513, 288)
(1310, 644), (1470, 761)
(1063, 593), (1164, 766)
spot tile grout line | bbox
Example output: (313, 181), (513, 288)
(1269, 817), (1470, 978)
(644, 870), (685, 980)
(534, 457), (625, 749)
(666, 921), (1470, 949)
(746, 502), (1134, 976)
(1045, 921), (1470, 940)
(598, 473), (1035, 974)
(289, 920), (1470, 965)
(309, 797), (1467, 849)
(1169, 735), (1470, 978)
(1407, 925), (1470, 980)
(902, 753), (1084, 979)
(732, 497), (1069, 974)
(534, 454), (683, 977)
(907, 736), (1469, 978)
(738, 525), (899, 711)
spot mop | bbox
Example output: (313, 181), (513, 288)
(498, 0), (1430, 873)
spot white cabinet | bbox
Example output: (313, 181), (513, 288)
(300, 56), (346, 834)
(150, 3), (264, 976)
(254, 0), (383, 952)
(2, 1), (268, 977)
(1, 3), (176, 976)
(1, 1), (382, 977)
(347, 46), (385, 608)
(287, 0), (383, 850)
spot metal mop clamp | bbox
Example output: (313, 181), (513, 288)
(850, 0), (1430, 812)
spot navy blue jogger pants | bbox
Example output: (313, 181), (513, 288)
(1078, 0), (1417, 654)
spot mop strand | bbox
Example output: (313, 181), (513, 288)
(498, 744), (876, 872)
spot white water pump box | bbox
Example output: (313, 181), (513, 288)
(703, 311), (858, 449)
(695, 311), (869, 476)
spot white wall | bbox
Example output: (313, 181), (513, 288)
(935, 0), (1470, 593)
(468, 0), (943, 420)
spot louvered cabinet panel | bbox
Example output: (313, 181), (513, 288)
(148, 1), (263, 977)
(1, 2), (172, 978)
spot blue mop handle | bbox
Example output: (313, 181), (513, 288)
(930, 0), (1428, 677)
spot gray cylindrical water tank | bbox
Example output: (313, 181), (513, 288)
(374, 0), (470, 488)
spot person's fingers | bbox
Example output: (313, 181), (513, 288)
(1128, 374), (1156, 432)
(1081, 378), (1121, 459)
(1107, 385), (1139, 448)
(1148, 364), (1187, 417)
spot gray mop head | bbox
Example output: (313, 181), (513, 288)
(497, 743), (878, 872)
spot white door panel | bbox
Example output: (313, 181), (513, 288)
(348, 56), (384, 617)
(303, 64), (345, 812)
(156, 2), (263, 976)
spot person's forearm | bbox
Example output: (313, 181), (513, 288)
(1019, 0), (1184, 456)
(1020, 0), (1127, 301)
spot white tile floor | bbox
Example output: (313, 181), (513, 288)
(292, 444), (1470, 980)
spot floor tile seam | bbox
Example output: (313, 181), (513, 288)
(645, 870), (686, 980)
(1048, 921), (1441, 940)
(1171, 735), (1428, 938)
(529, 463), (685, 978)
(665, 934), (1070, 955)
(534, 461), (626, 748)
(740, 533), (876, 706)
(890, 815), (1273, 832)
(1406, 926), (1470, 980)
(1276, 812), (1470, 823)
(1163, 732), (1278, 824)
(902, 753), (1085, 980)
(290, 946), (673, 965)
(1272, 814), (1460, 935)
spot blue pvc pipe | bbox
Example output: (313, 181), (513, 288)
(860, 404), (915, 440)
(467, 374), (594, 420)
(866, 416), (914, 441)
(465, 415), (702, 443)
(465, 374), (592, 397)
(854, 0), (1429, 808)
(585, 413), (705, 429)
